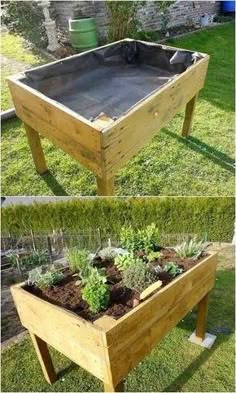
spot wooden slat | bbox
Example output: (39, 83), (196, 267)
(11, 285), (108, 382)
(108, 273), (215, 386)
(104, 253), (216, 350)
(102, 56), (209, 179)
(30, 332), (57, 384)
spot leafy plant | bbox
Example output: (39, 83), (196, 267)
(154, 1), (175, 34)
(28, 266), (64, 289)
(114, 253), (138, 271)
(122, 258), (156, 293)
(147, 251), (161, 262)
(7, 250), (49, 269)
(106, 1), (145, 42)
(66, 248), (91, 280)
(120, 223), (159, 253)
(163, 262), (183, 277)
(174, 239), (206, 260)
(1, 1), (48, 47)
(82, 268), (110, 313)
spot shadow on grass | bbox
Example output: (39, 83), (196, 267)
(42, 171), (69, 196)
(165, 268), (234, 392)
(163, 129), (235, 174)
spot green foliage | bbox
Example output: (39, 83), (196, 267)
(7, 250), (48, 269)
(106, 1), (144, 41)
(114, 253), (137, 271)
(82, 268), (110, 313)
(66, 248), (91, 280)
(120, 223), (159, 252)
(135, 30), (160, 42)
(175, 238), (205, 260)
(28, 266), (64, 289)
(98, 247), (117, 261)
(147, 251), (161, 262)
(1, 1), (48, 47)
(163, 262), (183, 277)
(122, 258), (156, 293)
(154, 1), (175, 33)
(1, 197), (234, 243)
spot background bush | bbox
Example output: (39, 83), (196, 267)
(1, 0), (49, 47)
(1, 197), (234, 242)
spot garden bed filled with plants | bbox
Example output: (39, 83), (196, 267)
(23, 224), (209, 322)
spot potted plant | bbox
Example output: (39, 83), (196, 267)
(11, 225), (217, 392)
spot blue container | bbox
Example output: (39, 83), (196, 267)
(221, 1), (235, 13)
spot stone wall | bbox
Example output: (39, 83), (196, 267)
(53, 1), (220, 39)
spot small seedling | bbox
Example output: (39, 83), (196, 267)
(98, 247), (117, 260)
(163, 262), (183, 277)
(122, 258), (157, 293)
(114, 253), (138, 271)
(82, 267), (110, 313)
(147, 251), (161, 262)
(66, 248), (91, 281)
(28, 266), (64, 289)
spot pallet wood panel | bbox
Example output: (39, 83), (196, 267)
(11, 251), (216, 390)
(102, 56), (209, 179)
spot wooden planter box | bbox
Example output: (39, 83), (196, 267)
(11, 252), (217, 391)
(8, 39), (209, 196)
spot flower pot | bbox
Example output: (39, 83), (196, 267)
(11, 252), (217, 392)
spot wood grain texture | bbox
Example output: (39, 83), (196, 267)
(101, 56), (209, 179)
(96, 176), (115, 196)
(195, 293), (209, 340)
(30, 332), (57, 384)
(181, 94), (198, 137)
(24, 123), (48, 174)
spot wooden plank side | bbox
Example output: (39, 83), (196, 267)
(12, 98), (103, 177)
(102, 57), (209, 178)
(108, 273), (215, 386)
(104, 253), (217, 348)
(10, 285), (108, 382)
(8, 79), (101, 152)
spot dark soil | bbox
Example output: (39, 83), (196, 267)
(25, 249), (208, 322)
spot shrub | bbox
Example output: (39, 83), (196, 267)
(98, 247), (117, 261)
(163, 262), (183, 277)
(122, 258), (156, 293)
(120, 223), (159, 253)
(28, 266), (64, 289)
(7, 250), (49, 269)
(66, 248), (91, 280)
(174, 239), (206, 260)
(1, 1), (48, 47)
(82, 268), (110, 313)
(114, 253), (138, 271)
(146, 251), (161, 262)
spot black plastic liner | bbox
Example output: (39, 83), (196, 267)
(22, 40), (202, 121)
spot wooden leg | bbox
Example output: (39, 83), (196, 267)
(104, 381), (124, 392)
(181, 94), (198, 137)
(30, 332), (57, 384)
(96, 176), (115, 196)
(195, 293), (209, 341)
(24, 123), (48, 174)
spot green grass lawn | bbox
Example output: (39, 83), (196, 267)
(1, 23), (235, 196)
(1, 247), (235, 392)
(1, 32), (48, 111)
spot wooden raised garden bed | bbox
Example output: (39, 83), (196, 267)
(8, 39), (209, 195)
(11, 251), (217, 392)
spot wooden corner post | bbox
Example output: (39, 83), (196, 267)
(24, 123), (48, 175)
(104, 381), (124, 392)
(181, 94), (198, 137)
(195, 293), (209, 341)
(96, 176), (115, 196)
(30, 332), (57, 384)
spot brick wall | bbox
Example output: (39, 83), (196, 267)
(53, 1), (220, 39)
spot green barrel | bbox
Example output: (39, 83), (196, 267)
(69, 17), (98, 52)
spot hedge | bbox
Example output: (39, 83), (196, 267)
(1, 197), (234, 242)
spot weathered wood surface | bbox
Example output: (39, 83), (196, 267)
(101, 56), (209, 179)
(96, 176), (115, 196)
